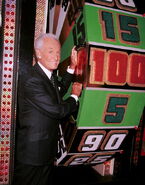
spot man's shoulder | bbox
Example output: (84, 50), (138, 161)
(18, 67), (42, 85)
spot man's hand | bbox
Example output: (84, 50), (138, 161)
(70, 46), (77, 70)
(71, 82), (82, 97)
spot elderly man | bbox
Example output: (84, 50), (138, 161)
(13, 33), (82, 185)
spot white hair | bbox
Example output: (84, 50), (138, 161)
(34, 33), (59, 49)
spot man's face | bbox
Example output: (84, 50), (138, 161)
(37, 37), (61, 71)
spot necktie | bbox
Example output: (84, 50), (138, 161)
(50, 73), (55, 87)
(50, 72), (61, 103)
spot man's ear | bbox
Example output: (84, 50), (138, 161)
(35, 49), (41, 60)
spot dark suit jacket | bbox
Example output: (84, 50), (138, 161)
(15, 63), (77, 166)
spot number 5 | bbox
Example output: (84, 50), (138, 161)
(103, 94), (129, 124)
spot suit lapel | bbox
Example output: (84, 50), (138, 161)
(33, 63), (50, 81)
(33, 63), (61, 103)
